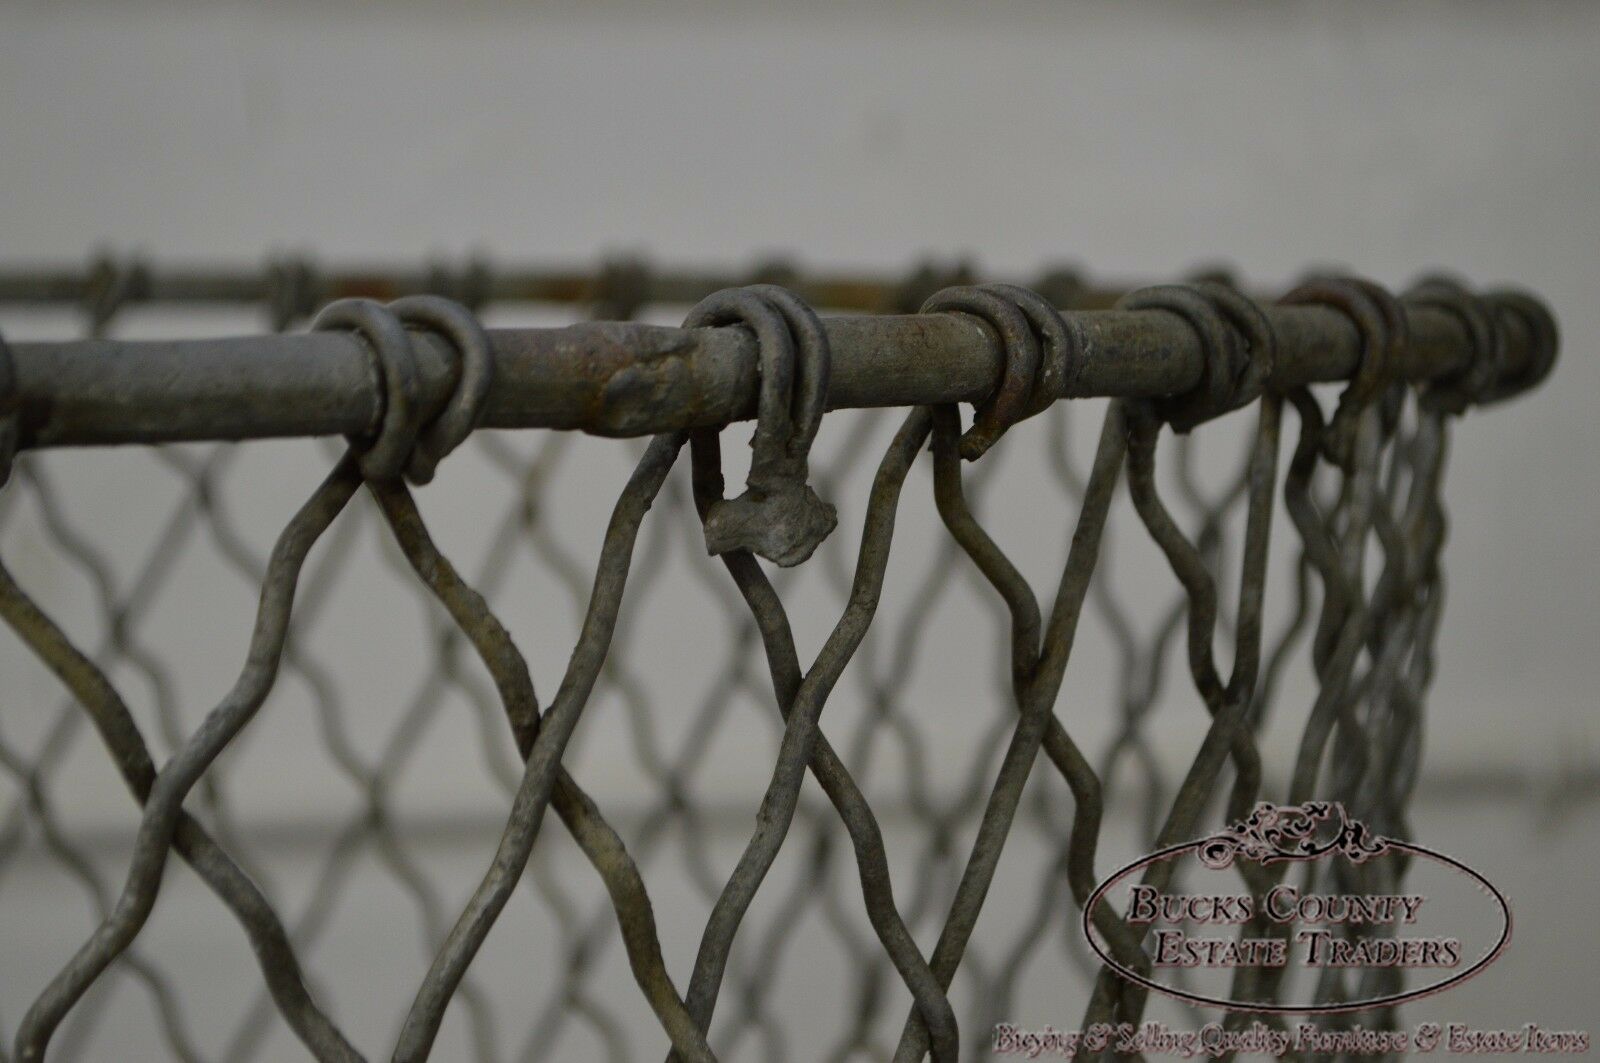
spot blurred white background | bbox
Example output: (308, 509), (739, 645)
(1, 2), (1596, 1059)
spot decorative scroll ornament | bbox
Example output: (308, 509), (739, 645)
(1197, 801), (1390, 870)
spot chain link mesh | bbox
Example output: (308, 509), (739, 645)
(0, 259), (1550, 1061)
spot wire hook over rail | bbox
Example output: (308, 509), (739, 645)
(2, 287), (1558, 451)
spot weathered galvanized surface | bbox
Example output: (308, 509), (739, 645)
(6, 295), (1553, 450)
(0, 261), (1559, 1062)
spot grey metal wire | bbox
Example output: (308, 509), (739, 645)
(0, 259), (1559, 1062)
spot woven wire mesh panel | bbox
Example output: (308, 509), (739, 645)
(0, 260), (1555, 1061)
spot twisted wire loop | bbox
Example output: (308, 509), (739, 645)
(1480, 289), (1559, 405)
(9, 294), (497, 1061)
(312, 296), (494, 485)
(1274, 276), (1549, 1038)
(1096, 281), (1264, 843)
(1206, 276), (1535, 1042)
(919, 283), (1087, 459)
(682, 286), (837, 568)
(1281, 277), (1406, 468)
(892, 407), (1136, 1062)
(881, 284), (1133, 1061)
(1274, 282), (1416, 1034)
(1405, 276), (1502, 415)
(1116, 282), (1276, 433)
(305, 295), (710, 1060)
(1059, 291), (1284, 1040)
(224, 278), (667, 1063)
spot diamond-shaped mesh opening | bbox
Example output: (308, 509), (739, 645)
(0, 263), (1532, 1061)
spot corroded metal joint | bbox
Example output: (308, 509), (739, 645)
(1281, 276), (1406, 467)
(312, 295), (494, 484)
(1116, 281), (1276, 433)
(921, 282), (1087, 459)
(1481, 289), (1558, 404)
(683, 284), (837, 567)
(1405, 276), (1503, 416)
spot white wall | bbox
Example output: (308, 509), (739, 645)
(1, 3), (1596, 1059)
(4, 0), (1596, 778)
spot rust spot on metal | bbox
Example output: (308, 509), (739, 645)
(592, 323), (703, 435)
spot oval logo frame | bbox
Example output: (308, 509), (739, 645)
(1082, 802), (1512, 1014)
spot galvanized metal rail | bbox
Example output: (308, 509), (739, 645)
(0, 259), (1111, 316)
(4, 284), (1556, 450)
(0, 258), (1563, 1062)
